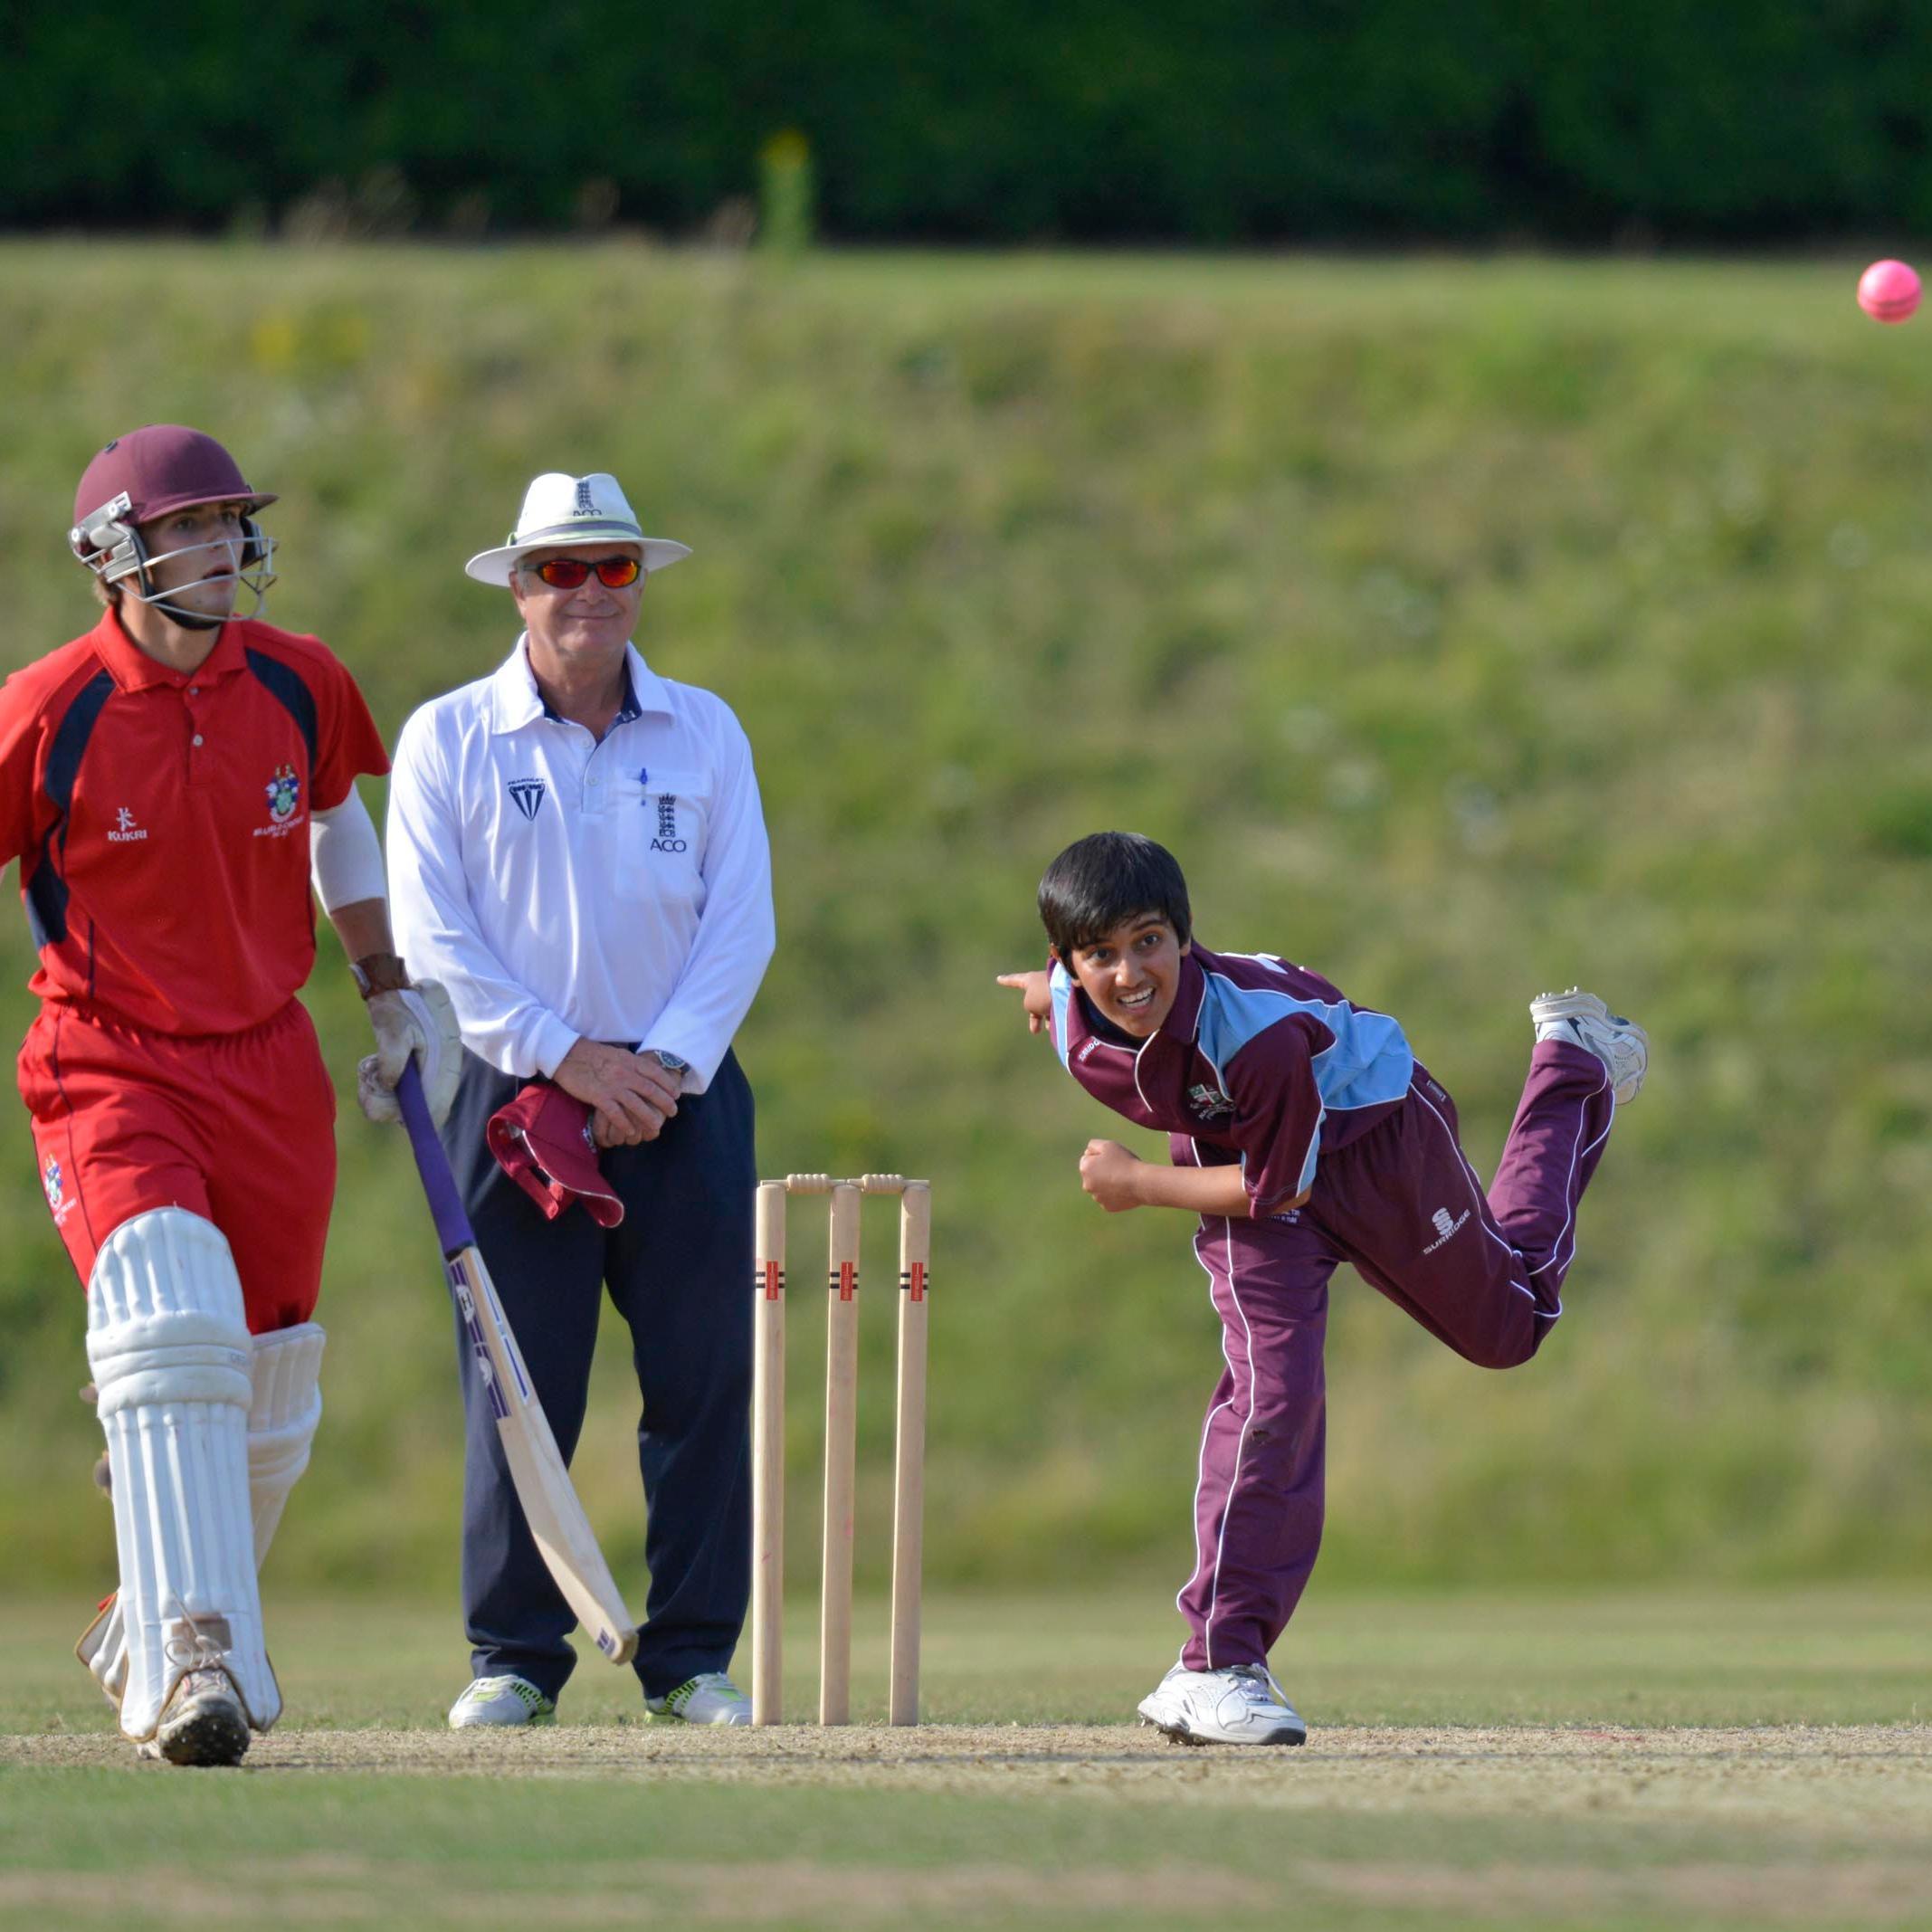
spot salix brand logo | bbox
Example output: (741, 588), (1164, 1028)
(107, 805), (148, 844)
(508, 778), (546, 822)
(255, 764), (305, 838)
(1423, 1204), (1470, 1254)
(651, 794), (687, 853)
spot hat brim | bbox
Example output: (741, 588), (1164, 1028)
(137, 489), (279, 525)
(464, 530), (691, 585)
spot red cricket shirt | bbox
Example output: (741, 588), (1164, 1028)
(0, 609), (389, 1036)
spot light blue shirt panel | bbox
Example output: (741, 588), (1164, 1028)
(1293, 1110), (1326, 1197)
(1049, 959), (1074, 1069)
(1194, 973), (1414, 1115)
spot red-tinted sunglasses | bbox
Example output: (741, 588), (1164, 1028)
(526, 555), (642, 589)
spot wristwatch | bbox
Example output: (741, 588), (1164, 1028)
(642, 1048), (689, 1077)
(349, 952), (411, 999)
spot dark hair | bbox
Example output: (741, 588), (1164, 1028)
(1037, 832), (1193, 957)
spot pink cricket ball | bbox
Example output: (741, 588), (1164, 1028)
(1858, 258), (1921, 324)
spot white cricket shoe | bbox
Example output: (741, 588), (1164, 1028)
(644, 1671), (752, 1726)
(143, 1666), (251, 1767)
(1530, 987), (1648, 1104)
(1137, 1662), (1308, 1746)
(447, 1674), (557, 1728)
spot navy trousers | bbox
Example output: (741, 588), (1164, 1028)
(439, 1046), (756, 1700)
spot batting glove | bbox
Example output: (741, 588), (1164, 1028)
(359, 980), (462, 1127)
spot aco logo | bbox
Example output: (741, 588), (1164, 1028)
(652, 794), (687, 853)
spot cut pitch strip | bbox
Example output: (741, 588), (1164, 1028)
(753, 1174), (929, 1725)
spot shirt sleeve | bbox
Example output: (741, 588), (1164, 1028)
(310, 651), (392, 811)
(636, 711), (775, 1090)
(1221, 1014), (1331, 1213)
(385, 709), (578, 1079)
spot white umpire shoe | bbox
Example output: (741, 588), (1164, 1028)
(1137, 1661), (1308, 1746)
(143, 1666), (251, 1767)
(447, 1674), (557, 1728)
(643, 1671), (752, 1726)
(1530, 987), (1648, 1104)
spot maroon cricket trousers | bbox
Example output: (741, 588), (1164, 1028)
(1175, 1038), (1615, 1672)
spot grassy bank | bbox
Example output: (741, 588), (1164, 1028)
(1, 244), (1928, 1590)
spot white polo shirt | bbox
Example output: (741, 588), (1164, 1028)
(386, 637), (774, 1089)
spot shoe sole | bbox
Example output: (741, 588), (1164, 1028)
(150, 1702), (251, 1767)
(1137, 1711), (1307, 1748)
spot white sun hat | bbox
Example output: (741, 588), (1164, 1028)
(464, 471), (692, 585)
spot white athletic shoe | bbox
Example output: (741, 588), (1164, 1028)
(142, 1666), (251, 1767)
(1137, 1661), (1308, 1746)
(1530, 987), (1648, 1105)
(447, 1674), (557, 1728)
(643, 1671), (753, 1726)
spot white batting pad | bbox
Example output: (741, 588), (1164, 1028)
(249, 1322), (325, 1559)
(76, 1320), (327, 1711)
(86, 1209), (281, 1738)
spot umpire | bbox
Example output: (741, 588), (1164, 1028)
(386, 471), (774, 1727)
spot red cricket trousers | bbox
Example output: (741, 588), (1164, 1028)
(17, 997), (338, 1333)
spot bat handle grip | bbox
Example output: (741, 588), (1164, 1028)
(397, 1061), (476, 1257)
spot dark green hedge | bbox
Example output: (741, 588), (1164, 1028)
(11, 1), (1932, 241)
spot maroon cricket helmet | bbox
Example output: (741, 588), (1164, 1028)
(71, 426), (276, 554)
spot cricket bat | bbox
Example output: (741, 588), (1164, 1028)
(396, 1064), (639, 1665)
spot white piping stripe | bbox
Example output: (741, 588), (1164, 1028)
(1199, 1215), (1258, 1672)
(1527, 1067), (1613, 1281)
(1178, 1220), (1235, 1640)
(1130, 1025), (1162, 1117)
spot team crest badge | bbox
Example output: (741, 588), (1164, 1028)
(265, 764), (301, 823)
(43, 1153), (71, 1223)
(1187, 1081), (1235, 1121)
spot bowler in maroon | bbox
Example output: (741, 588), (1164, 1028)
(999, 832), (1649, 1746)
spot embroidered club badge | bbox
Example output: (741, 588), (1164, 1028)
(265, 764), (301, 824)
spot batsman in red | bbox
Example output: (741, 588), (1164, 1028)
(0, 427), (459, 1766)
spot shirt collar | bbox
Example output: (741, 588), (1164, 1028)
(1157, 948), (1208, 1044)
(489, 637), (673, 735)
(89, 607), (245, 694)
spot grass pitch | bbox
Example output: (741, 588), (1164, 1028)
(3, 1585), (1927, 1930)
